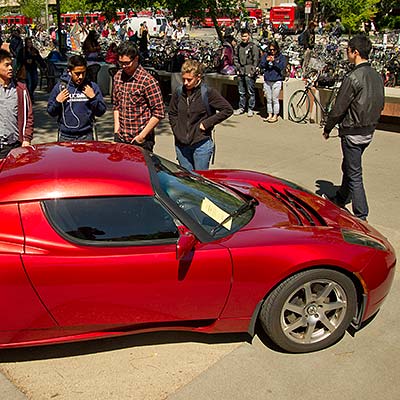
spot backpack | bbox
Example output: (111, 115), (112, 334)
(212, 46), (225, 72)
(298, 30), (306, 46)
(176, 83), (212, 116)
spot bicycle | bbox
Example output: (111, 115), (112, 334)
(287, 71), (340, 125)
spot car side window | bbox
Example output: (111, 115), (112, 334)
(43, 196), (179, 246)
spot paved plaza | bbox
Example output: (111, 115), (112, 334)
(1, 89), (399, 399)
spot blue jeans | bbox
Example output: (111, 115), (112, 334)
(336, 136), (370, 220)
(238, 75), (256, 111)
(175, 138), (215, 171)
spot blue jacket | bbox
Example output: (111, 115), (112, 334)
(260, 52), (286, 82)
(47, 73), (107, 135)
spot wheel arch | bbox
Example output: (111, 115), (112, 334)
(247, 264), (365, 337)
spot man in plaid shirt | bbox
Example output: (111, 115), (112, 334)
(113, 42), (165, 151)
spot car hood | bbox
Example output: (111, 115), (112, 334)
(199, 169), (384, 238)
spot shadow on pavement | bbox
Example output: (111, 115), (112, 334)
(314, 179), (340, 197)
(0, 331), (251, 362)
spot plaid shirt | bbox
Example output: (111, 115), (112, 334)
(113, 65), (165, 142)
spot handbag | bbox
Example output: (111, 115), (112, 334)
(16, 64), (26, 81)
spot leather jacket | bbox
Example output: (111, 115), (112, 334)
(325, 63), (384, 136)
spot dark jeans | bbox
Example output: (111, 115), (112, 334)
(336, 136), (370, 220)
(114, 134), (154, 152)
(237, 75), (256, 111)
(0, 141), (21, 159)
(59, 131), (94, 142)
(25, 68), (38, 100)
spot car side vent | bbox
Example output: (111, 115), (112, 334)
(258, 185), (327, 227)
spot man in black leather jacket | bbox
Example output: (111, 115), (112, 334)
(323, 35), (384, 222)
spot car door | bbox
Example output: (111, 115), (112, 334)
(20, 197), (232, 329)
(0, 203), (57, 339)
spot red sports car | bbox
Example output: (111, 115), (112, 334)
(0, 142), (395, 353)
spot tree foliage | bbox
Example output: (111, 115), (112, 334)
(60, 0), (89, 14)
(374, 0), (400, 30)
(20, 0), (46, 20)
(319, 0), (380, 32)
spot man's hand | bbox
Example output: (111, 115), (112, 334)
(133, 134), (145, 144)
(82, 84), (95, 99)
(323, 130), (330, 140)
(21, 141), (31, 147)
(56, 88), (69, 103)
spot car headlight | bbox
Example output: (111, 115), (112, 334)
(341, 229), (387, 251)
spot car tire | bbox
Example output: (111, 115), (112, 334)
(259, 269), (357, 353)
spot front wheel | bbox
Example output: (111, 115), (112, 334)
(288, 89), (310, 122)
(259, 269), (357, 353)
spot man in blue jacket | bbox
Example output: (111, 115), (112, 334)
(47, 55), (106, 141)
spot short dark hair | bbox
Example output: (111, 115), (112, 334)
(240, 28), (250, 35)
(67, 54), (87, 70)
(0, 49), (12, 63)
(117, 41), (139, 60)
(348, 35), (372, 60)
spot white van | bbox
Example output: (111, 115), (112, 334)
(122, 16), (167, 37)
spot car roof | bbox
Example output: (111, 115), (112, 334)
(0, 142), (154, 203)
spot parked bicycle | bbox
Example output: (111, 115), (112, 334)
(287, 71), (340, 125)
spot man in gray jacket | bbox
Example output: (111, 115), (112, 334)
(323, 35), (384, 222)
(233, 28), (259, 117)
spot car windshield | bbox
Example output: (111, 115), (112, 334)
(149, 154), (254, 238)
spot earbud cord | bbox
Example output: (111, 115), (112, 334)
(61, 77), (81, 129)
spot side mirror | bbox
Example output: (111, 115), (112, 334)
(176, 227), (197, 260)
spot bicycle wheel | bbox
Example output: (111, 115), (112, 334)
(288, 90), (310, 123)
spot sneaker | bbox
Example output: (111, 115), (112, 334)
(263, 115), (272, 122)
(233, 108), (245, 116)
(268, 115), (278, 123)
(247, 110), (254, 117)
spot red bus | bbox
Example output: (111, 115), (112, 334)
(60, 11), (133, 25)
(60, 12), (102, 25)
(269, 3), (302, 33)
(0, 14), (32, 25)
(246, 8), (263, 23)
(202, 16), (235, 28)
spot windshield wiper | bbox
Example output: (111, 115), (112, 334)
(210, 198), (258, 236)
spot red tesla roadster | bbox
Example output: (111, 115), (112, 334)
(0, 142), (395, 353)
